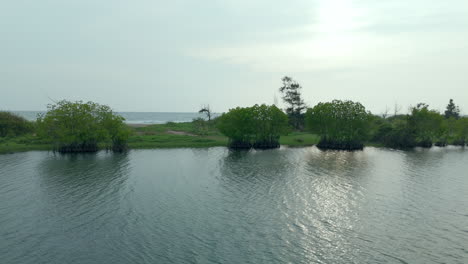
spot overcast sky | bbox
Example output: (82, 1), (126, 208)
(1, 0), (467, 114)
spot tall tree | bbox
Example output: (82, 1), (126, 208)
(279, 76), (306, 129)
(444, 99), (460, 119)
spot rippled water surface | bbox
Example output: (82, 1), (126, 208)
(1, 147), (467, 263)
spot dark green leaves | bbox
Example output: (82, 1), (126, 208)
(0, 112), (33, 137)
(306, 100), (371, 143)
(217, 104), (289, 149)
(36, 100), (129, 152)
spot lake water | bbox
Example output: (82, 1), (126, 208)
(0, 147), (467, 263)
(13, 111), (218, 124)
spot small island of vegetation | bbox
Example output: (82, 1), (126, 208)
(306, 100), (370, 150)
(1, 77), (468, 154)
(217, 104), (289, 149)
(36, 100), (130, 152)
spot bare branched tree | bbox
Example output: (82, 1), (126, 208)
(199, 105), (212, 121)
(394, 102), (402, 116)
(382, 105), (390, 119)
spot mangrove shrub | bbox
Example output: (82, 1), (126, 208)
(0, 111), (33, 137)
(408, 103), (443, 147)
(36, 100), (130, 152)
(371, 117), (417, 149)
(305, 100), (371, 150)
(453, 117), (468, 146)
(217, 104), (289, 149)
(369, 103), (467, 149)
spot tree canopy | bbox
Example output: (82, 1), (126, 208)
(0, 111), (33, 137)
(36, 100), (130, 152)
(408, 103), (444, 147)
(217, 104), (289, 149)
(305, 100), (371, 150)
(369, 102), (468, 148)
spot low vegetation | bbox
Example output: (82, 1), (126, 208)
(370, 101), (468, 149)
(217, 104), (289, 149)
(306, 100), (371, 150)
(36, 100), (130, 152)
(0, 111), (33, 137)
(1, 88), (467, 153)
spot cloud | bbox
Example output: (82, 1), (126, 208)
(186, 0), (468, 74)
(1, 0), (467, 112)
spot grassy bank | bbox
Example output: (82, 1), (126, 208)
(0, 135), (51, 154)
(0, 122), (321, 154)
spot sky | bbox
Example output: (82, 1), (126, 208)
(1, 0), (467, 114)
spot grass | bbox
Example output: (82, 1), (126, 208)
(133, 121), (220, 136)
(0, 121), (321, 154)
(128, 134), (228, 149)
(0, 135), (51, 154)
(279, 132), (320, 147)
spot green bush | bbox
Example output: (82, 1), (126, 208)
(36, 100), (130, 152)
(217, 104), (289, 149)
(251, 104), (289, 149)
(453, 117), (468, 146)
(192, 118), (209, 135)
(368, 103), (463, 149)
(408, 103), (443, 147)
(372, 119), (417, 149)
(305, 100), (371, 150)
(0, 111), (33, 137)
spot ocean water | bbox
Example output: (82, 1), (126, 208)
(12, 111), (218, 124)
(1, 146), (467, 263)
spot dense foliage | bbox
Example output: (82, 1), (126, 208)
(408, 103), (444, 147)
(279, 76), (307, 130)
(453, 118), (468, 145)
(371, 116), (416, 149)
(305, 100), (371, 150)
(217, 104), (289, 149)
(2, 96), (467, 154)
(0, 111), (33, 137)
(370, 101), (467, 148)
(36, 100), (130, 152)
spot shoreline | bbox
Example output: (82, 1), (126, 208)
(0, 122), (318, 154)
(1, 143), (465, 155)
(2, 122), (464, 154)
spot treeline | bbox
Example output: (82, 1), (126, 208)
(0, 111), (34, 137)
(216, 77), (467, 150)
(371, 102), (468, 148)
(216, 98), (467, 151)
(1, 76), (467, 153)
